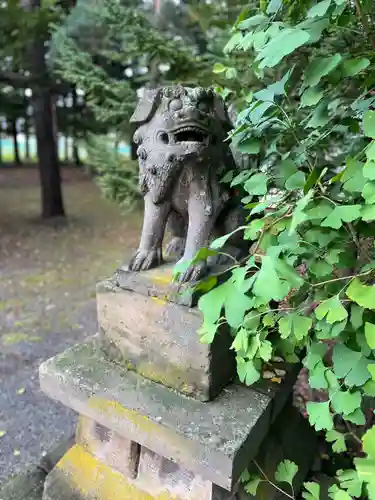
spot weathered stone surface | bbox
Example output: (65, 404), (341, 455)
(0, 467), (45, 500)
(97, 272), (236, 401)
(43, 444), (235, 500)
(136, 446), (232, 499)
(76, 415), (140, 479)
(251, 363), (302, 424)
(43, 444), (163, 500)
(115, 263), (229, 307)
(44, 443), (236, 500)
(38, 339), (294, 491)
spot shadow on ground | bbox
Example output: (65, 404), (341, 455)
(0, 168), (142, 483)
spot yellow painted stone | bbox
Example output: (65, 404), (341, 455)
(151, 272), (174, 286)
(87, 398), (194, 456)
(151, 296), (168, 306)
(56, 444), (177, 500)
(87, 399), (159, 435)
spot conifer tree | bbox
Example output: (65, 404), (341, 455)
(51, 0), (249, 209)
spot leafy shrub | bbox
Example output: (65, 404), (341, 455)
(195, 1), (375, 498)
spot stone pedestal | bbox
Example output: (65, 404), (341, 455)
(38, 264), (317, 500)
(97, 265), (236, 401)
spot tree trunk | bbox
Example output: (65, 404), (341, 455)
(32, 56), (64, 216)
(33, 90), (65, 217)
(73, 142), (81, 166)
(25, 117), (30, 159)
(11, 119), (21, 165)
(26, 0), (64, 218)
(0, 131), (2, 165)
(22, 0), (64, 217)
(71, 88), (81, 166)
(64, 135), (69, 162)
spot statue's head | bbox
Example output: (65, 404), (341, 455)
(130, 86), (232, 204)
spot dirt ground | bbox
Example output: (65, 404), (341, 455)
(0, 167), (142, 483)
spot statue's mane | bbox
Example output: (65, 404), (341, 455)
(130, 85), (233, 129)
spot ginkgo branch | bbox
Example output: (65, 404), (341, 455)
(253, 460), (295, 500)
(312, 269), (373, 288)
(343, 420), (363, 447)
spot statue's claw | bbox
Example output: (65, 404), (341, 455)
(178, 261), (207, 284)
(128, 248), (162, 271)
(165, 237), (186, 259)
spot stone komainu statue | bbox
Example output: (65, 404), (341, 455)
(128, 85), (247, 283)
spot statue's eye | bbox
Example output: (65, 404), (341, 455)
(156, 131), (169, 144)
(137, 147), (147, 160)
(198, 100), (209, 113)
(169, 98), (183, 111)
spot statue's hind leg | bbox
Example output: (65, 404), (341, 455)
(213, 206), (249, 265)
(164, 211), (187, 260)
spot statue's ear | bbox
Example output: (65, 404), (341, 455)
(130, 87), (162, 125)
(213, 94), (233, 130)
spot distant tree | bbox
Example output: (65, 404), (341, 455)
(51, 0), (250, 208)
(3, 89), (25, 164)
(0, 0), (66, 217)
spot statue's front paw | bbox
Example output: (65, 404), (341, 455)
(128, 248), (162, 271)
(178, 261), (207, 284)
(165, 237), (186, 259)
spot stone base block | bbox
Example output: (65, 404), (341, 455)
(96, 267), (236, 402)
(76, 415), (140, 479)
(115, 263), (231, 308)
(39, 340), (298, 491)
(43, 444), (157, 500)
(71, 401), (316, 500)
(135, 446), (230, 499)
(43, 444), (232, 500)
(77, 414), (234, 498)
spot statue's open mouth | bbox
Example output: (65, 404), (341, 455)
(170, 126), (210, 146)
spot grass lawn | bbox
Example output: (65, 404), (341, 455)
(0, 167), (142, 482)
(0, 167), (143, 341)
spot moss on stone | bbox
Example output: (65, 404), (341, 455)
(54, 445), (178, 500)
(100, 338), (203, 399)
(86, 398), (195, 457)
(134, 361), (197, 398)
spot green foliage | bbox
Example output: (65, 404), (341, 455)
(275, 459), (298, 487)
(241, 459), (322, 499)
(51, 0), (248, 135)
(50, 0), (252, 206)
(0, 0), (60, 68)
(85, 134), (140, 211)
(187, 0), (375, 497)
(303, 481), (321, 500)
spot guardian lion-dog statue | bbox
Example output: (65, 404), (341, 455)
(128, 85), (246, 283)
